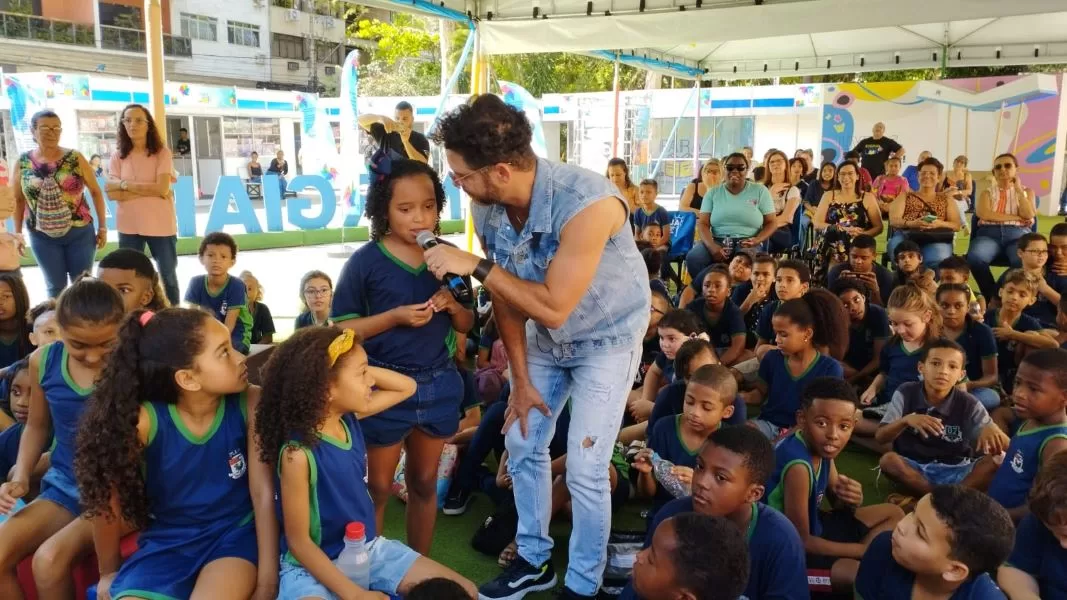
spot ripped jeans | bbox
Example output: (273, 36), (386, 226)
(506, 329), (641, 596)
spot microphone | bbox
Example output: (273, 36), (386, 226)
(417, 231), (474, 305)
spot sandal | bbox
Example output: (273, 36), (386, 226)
(887, 493), (918, 514)
(497, 540), (518, 568)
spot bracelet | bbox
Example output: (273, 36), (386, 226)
(473, 258), (495, 282)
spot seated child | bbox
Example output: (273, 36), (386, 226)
(826, 234), (895, 306)
(730, 253), (777, 349)
(938, 255), (986, 317)
(1058, 295), (1067, 349)
(0, 360), (49, 485)
(184, 232), (252, 354)
(875, 339), (1008, 497)
(728, 251), (753, 289)
(937, 283), (1001, 410)
(633, 289), (672, 392)
(648, 340), (744, 432)
(634, 364), (737, 516)
(764, 377), (905, 592)
(890, 240), (937, 298)
(754, 259), (811, 360)
(999, 451), (1067, 599)
(641, 247), (670, 301)
(856, 485), (1015, 599)
(987, 269), (1060, 394)
(684, 266), (750, 367)
(832, 278), (889, 385)
(988, 348), (1067, 521)
(26, 300), (58, 350)
(240, 270), (276, 345)
(98, 248), (169, 314)
(256, 327), (477, 599)
(743, 289), (848, 440)
(873, 156), (911, 213)
(0, 273), (30, 370)
(678, 251), (760, 308)
(997, 232), (1066, 329)
(621, 425), (808, 600)
(630, 179), (671, 251)
(628, 308), (703, 424)
(630, 513), (750, 600)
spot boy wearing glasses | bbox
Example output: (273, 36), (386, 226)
(995, 233), (1065, 329)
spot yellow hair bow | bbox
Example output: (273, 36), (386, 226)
(327, 329), (356, 367)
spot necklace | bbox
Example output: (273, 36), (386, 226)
(506, 207), (528, 230)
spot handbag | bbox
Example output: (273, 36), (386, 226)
(902, 192), (955, 245)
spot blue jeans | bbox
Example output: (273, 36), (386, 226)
(966, 225), (1029, 300)
(506, 331), (640, 596)
(886, 231), (954, 269)
(118, 233), (180, 306)
(971, 387), (1002, 411)
(29, 225), (97, 298)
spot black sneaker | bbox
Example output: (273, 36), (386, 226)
(442, 487), (473, 516)
(478, 556), (557, 600)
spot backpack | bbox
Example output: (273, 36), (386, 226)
(31, 153), (73, 238)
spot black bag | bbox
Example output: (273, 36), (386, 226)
(471, 501), (519, 556)
(903, 228), (955, 245)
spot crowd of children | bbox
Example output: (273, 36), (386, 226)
(0, 143), (1066, 600)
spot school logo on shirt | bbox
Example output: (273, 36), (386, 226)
(942, 425), (963, 444)
(228, 449), (247, 480)
(1010, 449), (1025, 474)
(219, 299), (229, 318)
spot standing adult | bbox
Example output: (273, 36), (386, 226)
(966, 153), (1036, 300)
(358, 101), (430, 163)
(887, 156), (962, 268)
(426, 94), (649, 600)
(12, 110), (107, 298)
(852, 122), (905, 180)
(106, 103), (179, 305)
(685, 153), (777, 276)
(266, 150), (288, 198)
(174, 127), (191, 157)
(678, 159), (723, 213)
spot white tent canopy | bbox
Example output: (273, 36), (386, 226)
(358, 0), (1067, 79)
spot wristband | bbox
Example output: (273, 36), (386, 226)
(473, 258), (495, 282)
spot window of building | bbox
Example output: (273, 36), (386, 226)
(315, 41), (342, 65)
(223, 116), (281, 162)
(227, 21), (260, 48)
(180, 13), (218, 42)
(271, 33), (307, 60)
(645, 116), (755, 196)
(77, 111), (121, 164)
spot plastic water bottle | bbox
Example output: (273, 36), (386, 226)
(335, 522), (371, 590)
(650, 451), (691, 498)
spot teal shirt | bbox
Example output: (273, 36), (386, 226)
(700, 182), (775, 239)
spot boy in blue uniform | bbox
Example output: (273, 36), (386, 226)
(876, 339), (1008, 497)
(937, 283), (1001, 411)
(685, 266), (749, 367)
(184, 232), (252, 354)
(754, 259), (810, 360)
(999, 451), (1067, 599)
(833, 277), (889, 386)
(995, 233), (1067, 329)
(648, 341), (745, 432)
(630, 309), (704, 425)
(621, 425), (808, 600)
(764, 377), (904, 592)
(729, 253), (777, 348)
(987, 269), (1060, 394)
(630, 513), (750, 600)
(630, 179), (671, 251)
(857, 485), (1014, 600)
(634, 365), (736, 516)
(988, 348), (1067, 521)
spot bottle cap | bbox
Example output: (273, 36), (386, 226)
(345, 522), (365, 540)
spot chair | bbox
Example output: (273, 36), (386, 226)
(239, 166), (262, 200)
(664, 211), (696, 290)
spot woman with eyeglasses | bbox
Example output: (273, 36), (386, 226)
(887, 156), (962, 270)
(295, 270), (334, 330)
(106, 103), (179, 306)
(679, 159), (723, 213)
(684, 152), (776, 276)
(966, 152), (1037, 300)
(760, 150), (802, 253)
(11, 110), (107, 298)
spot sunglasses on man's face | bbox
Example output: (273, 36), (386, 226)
(724, 164), (747, 172)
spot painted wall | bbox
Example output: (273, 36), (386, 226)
(41, 0), (94, 24)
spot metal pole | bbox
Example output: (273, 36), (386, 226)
(611, 54), (621, 157)
(144, 0), (166, 142)
(946, 105), (952, 161)
(992, 101), (1006, 161)
(1011, 104), (1024, 153)
(693, 78), (700, 173)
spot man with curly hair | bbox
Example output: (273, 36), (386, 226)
(424, 94), (650, 600)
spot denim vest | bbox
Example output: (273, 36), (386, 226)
(473, 158), (650, 357)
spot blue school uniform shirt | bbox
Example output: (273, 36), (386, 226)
(631, 205), (671, 238)
(857, 531), (1005, 599)
(879, 338), (923, 405)
(39, 342), (92, 485)
(986, 309), (1043, 393)
(988, 420), (1067, 510)
(764, 431), (831, 536)
(844, 304), (890, 372)
(0, 337), (26, 371)
(997, 270), (1067, 328)
(952, 319), (998, 385)
(730, 282), (777, 347)
(620, 498), (808, 600)
(332, 242), (462, 370)
(280, 413), (377, 563)
(756, 300), (780, 343)
(647, 415), (705, 513)
(184, 275), (252, 354)
(757, 350), (844, 429)
(684, 299), (746, 351)
(141, 393), (253, 530)
(0, 422), (22, 479)
(647, 380), (746, 432)
(652, 352), (676, 386)
(1006, 514), (1067, 599)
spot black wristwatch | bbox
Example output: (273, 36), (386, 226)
(473, 258), (495, 282)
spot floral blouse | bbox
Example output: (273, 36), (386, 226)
(17, 150), (92, 229)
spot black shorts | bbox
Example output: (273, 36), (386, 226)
(805, 509), (870, 570)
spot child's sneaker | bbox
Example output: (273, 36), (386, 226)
(478, 556), (557, 600)
(442, 487), (473, 516)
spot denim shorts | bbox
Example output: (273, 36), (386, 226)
(750, 418), (786, 442)
(39, 467), (82, 517)
(361, 360), (463, 447)
(277, 536), (418, 599)
(900, 456), (976, 486)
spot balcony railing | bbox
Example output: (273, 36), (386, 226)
(100, 25), (192, 57)
(272, 0), (345, 18)
(0, 11), (95, 47)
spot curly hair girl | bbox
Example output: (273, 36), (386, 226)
(75, 307), (277, 599)
(364, 158), (446, 241)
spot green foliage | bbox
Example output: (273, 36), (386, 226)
(489, 53), (645, 96)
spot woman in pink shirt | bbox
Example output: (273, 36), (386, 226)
(106, 104), (179, 305)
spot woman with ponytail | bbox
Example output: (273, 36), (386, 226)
(742, 288), (850, 440)
(75, 308), (278, 600)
